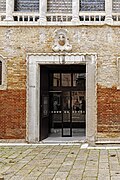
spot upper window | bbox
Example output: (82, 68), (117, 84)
(47, 0), (72, 13)
(0, 56), (7, 90)
(113, 0), (120, 12)
(62, 73), (71, 86)
(80, 0), (105, 11)
(0, 0), (6, 12)
(51, 73), (85, 90)
(0, 61), (2, 85)
(73, 73), (86, 89)
(14, 0), (39, 12)
(53, 73), (60, 87)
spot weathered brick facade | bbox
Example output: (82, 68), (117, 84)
(0, 90), (26, 139)
(0, 26), (120, 141)
(97, 85), (120, 138)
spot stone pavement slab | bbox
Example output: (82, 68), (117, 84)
(0, 144), (120, 179)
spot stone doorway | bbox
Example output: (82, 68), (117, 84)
(26, 53), (97, 143)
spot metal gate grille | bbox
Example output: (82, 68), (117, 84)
(47, 0), (72, 13)
(14, 0), (39, 12)
(0, 0), (6, 12)
(113, 0), (120, 12)
(80, 0), (105, 11)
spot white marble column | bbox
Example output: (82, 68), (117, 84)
(39, 0), (47, 23)
(5, 0), (14, 21)
(72, 0), (80, 22)
(105, 0), (113, 24)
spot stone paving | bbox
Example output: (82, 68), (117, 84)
(0, 144), (120, 180)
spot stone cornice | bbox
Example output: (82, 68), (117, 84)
(0, 22), (120, 27)
(27, 52), (97, 57)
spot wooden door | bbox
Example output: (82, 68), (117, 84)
(40, 66), (49, 140)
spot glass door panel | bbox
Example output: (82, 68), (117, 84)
(72, 91), (86, 136)
(49, 92), (62, 135)
(62, 91), (72, 137)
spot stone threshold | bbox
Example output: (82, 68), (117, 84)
(96, 140), (120, 144)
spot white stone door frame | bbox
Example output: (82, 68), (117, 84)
(26, 53), (97, 143)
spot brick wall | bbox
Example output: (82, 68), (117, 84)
(97, 85), (120, 137)
(0, 26), (120, 139)
(0, 90), (26, 139)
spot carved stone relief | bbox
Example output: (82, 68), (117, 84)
(52, 29), (72, 52)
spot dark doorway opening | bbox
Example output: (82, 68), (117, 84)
(40, 65), (86, 140)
